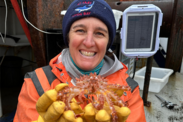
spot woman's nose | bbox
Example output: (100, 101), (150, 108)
(83, 32), (95, 47)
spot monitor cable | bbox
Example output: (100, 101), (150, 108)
(20, 0), (61, 34)
(132, 57), (138, 79)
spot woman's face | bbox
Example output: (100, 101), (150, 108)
(69, 17), (109, 71)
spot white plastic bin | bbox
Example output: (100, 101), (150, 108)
(134, 67), (173, 93)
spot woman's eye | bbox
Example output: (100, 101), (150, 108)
(76, 29), (85, 33)
(96, 32), (104, 36)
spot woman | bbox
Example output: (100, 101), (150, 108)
(14, 0), (146, 122)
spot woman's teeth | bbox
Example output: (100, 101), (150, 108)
(81, 51), (95, 56)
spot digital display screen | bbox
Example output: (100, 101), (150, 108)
(125, 13), (155, 52)
(120, 4), (163, 58)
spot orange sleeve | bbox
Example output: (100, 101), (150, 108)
(126, 86), (146, 122)
(13, 78), (40, 122)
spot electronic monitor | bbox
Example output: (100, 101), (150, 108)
(121, 4), (163, 58)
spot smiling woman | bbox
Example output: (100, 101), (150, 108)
(13, 0), (146, 122)
(69, 17), (109, 71)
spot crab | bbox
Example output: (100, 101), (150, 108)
(57, 72), (131, 122)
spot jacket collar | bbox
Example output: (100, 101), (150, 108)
(49, 53), (74, 86)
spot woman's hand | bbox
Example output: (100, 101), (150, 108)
(35, 83), (78, 122)
(83, 103), (131, 122)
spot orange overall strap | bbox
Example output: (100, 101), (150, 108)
(35, 68), (51, 93)
(31, 65), (57, 96)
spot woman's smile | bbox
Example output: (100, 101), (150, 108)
(80, 50), (96, 57)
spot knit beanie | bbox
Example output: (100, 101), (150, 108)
(62, 0), (116, 50)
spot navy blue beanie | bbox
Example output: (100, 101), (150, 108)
(62, 0), (116, 50)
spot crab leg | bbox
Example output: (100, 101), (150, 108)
(100, 90), (118, 122)
(107, 84), (131, 91)
(92, 94), (105, 110)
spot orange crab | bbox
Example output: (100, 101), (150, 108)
(57, 73), (131, 122)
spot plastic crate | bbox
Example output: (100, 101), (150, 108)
(134, 66), (173, 93)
